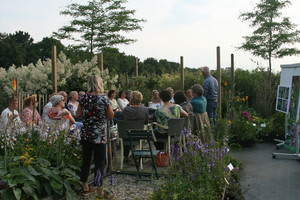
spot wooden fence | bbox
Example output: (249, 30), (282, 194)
(17, 93), (49, 114)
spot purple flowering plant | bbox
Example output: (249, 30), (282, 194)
(151, 129), (234, 200)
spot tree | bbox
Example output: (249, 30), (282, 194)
(239, 0), (300, 74)
(0, 31), (37, 69)
(54, 0), (145, 54)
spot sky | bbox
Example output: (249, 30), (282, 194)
(1, 0), (300, 72)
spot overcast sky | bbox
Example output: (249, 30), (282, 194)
(1, 0), (300, 72)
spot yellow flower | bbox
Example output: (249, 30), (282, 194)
(241, 98), (245, 102)
(19, 155), (26, 160)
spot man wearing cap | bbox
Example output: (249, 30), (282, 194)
(201, 66), (218, 126)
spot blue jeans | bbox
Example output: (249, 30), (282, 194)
(207, 101), (217, 126)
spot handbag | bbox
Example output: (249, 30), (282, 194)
(156, 152), (169, 167)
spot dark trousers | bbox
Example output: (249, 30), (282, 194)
(80, 140), (106, 186)
(207, 101), (217, 126)
(154, 130), (168, 151)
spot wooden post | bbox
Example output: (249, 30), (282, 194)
(52, 45), (57, 93)
(180, 56), (184, 90)
(98, 52), (104, 74)
(135, 58), (139, 78)
(217, 46), (221, 118)
(231, 54), (235, 97)
(135, 58), (139, 88)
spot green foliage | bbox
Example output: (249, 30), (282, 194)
(0, 129), (81, 199)
(0, 31), (37, 69)
(229, 117), (258, 148)
(54, 0), (146, 53)
(239, 0), (300, 73)
(150, 132), (233, 200)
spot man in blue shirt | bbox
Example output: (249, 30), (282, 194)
(201, 66), (218, 126)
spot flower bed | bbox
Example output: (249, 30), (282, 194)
(149, 130), (241, 200)
(0, 128), (81, 200)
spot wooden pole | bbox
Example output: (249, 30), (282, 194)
(52, 45), (57, 93)
(230, 54), (235, 97)
(217, 46), (221, 118)
(180, 56), (184, 90)
(135, 58), (139, 78)
(98, 52), (104, 74)
(135, 58), (139, 88)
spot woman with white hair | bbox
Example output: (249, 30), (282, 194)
(46, 94), (75, 133)
(76, 75), (114, 196)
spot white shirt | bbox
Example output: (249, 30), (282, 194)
(42, 102), (52, 121)
(117, 98), (129, 111)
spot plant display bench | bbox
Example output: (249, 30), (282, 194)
(273, 63), (300, 159)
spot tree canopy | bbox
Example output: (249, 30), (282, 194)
(239, 0), (300, 74)
(53, 0), (145, 54)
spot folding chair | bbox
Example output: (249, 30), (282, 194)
(117, 120), (145, 169)
(128, 129), (160, 181)
(154, 118), (185, 154)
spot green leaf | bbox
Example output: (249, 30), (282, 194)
(13, 188), (22, 200)
(0, 169), (8, 176)
(50, 179), (63, 190)
(36, 158), (51, 167)
(22, 184), (34, 196)
(27, 166), (41, 176)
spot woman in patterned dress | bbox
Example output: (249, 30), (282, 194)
(76, 75), (114, 194)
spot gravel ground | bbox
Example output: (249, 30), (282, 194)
(80, 174), (164, 200)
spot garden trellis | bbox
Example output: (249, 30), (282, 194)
(273, 63), (300, 159)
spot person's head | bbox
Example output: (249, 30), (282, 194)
(159, 90), (172, 103)
(192, 84), (204, 97)
(24, 95), (37, 108)
(152, 89), (159, 98)
(87, 75), (104, 93)
(200, 66), (210, 77)
(50, 95), (65, 108)
(79, 91), (85, 98)
(58, 91), (68, 103)
(126, 90), (132, 101)
(130, 91), (143, 105)
(118, 90), (126, 98)
(186, 89), (193, 99)
(174, 91), (187, 105)
(108, 90), (116, 99)
(166, 87), (174, 97)
(69, 91), (78, 101)
(8, 96), (18, 110)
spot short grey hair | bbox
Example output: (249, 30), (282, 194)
(192, 84), (204, 96)
(50, 95), (64, 107)
(200, 66), (210, 73)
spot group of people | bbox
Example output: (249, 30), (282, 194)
(0, 66), (218, 196)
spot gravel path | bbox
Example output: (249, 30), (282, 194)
(81, 174), (163, 200)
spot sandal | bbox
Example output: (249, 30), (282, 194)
(83, 187), (95, 194)
(97, 188), (114, 199)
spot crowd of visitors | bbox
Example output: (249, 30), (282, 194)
(0, 66), (218, 196)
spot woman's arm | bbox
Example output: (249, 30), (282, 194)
(180, 108), (188, 117)
(107, 105), (114, 120)
(76, 104), (83, 118)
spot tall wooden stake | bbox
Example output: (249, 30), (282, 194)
(135, 58), (139, 78)
(180, 56), (184, 90)
(52, 45), (57, 93)
(135, 58), (139, 88)
(98, 52), (104, 74)
(217, 46), (221, 118)
(231, 54), (235, 97)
